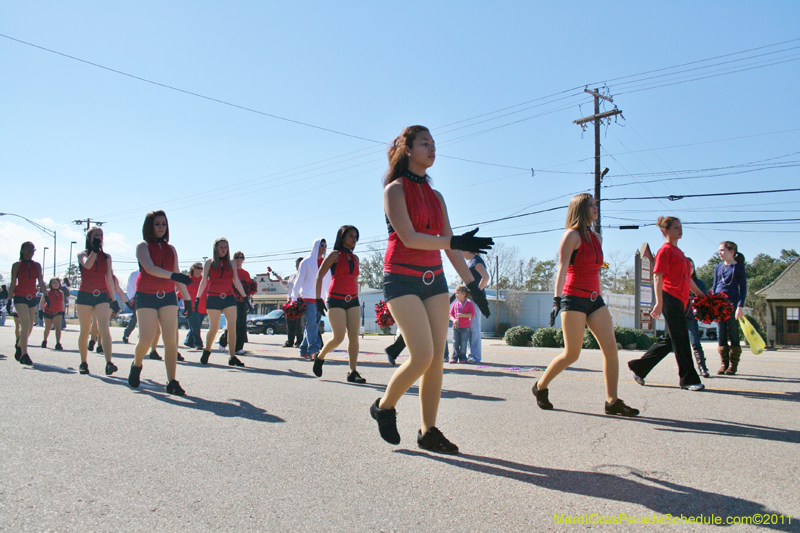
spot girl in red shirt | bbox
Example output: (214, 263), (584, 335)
(127, 210), (192, 395)
(369, 126), (493, 455)
(628, 217), (706, 391)
(8, 241), (47, 365)
(41, 278), (66, 350)
(195, 238), (247, 366)
(312, 225), (365, 383)
(76, 227), (118, 376)
(533, 194), (638, 416)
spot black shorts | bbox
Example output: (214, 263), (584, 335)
(136, 291), (178, 310)
(76, 290), (112, 307)
(383, 270), (448, 303)
(560, 294), (606, 316)
(327, 295), (360, 310)
(43, 311), (65, 320)
(13, 295), (40, 307)
(206, 294), (236, 310)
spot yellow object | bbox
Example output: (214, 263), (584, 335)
(739, 316), (765, 355)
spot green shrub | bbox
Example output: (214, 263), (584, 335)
(504, 325), (535, 346)
(531, 327), (562, 348)
(496, 322), (511, 338)
(583, 328), (600, 349)
(614, 326), (657, 350)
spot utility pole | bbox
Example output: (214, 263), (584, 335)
(73, 219), (105, 233)
(573, 88), (622, 235)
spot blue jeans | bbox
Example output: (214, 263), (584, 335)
(185, 311), (206, 347)
(686, 318), (702, 352)
(299, 301), (322, 356)
(468, 311), (481, 362)
(452, 327), (469, 362)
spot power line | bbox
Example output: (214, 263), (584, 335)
(604, 188), (800, 202)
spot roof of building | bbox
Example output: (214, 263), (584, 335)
(756, 257), (800, 300)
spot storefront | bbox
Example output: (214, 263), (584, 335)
(251, 273), (289, 315)
(756, 258), (800, 347)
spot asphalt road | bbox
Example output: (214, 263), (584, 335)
(1, 323), (798, 532)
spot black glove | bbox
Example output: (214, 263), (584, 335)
(44, 295), (51, 306)
(450, 228), (494, 254)
(170, 272), (192, 285)
(184, 299), (193, 317)
(91, 237), (102, 253)
(316, 298), (327, 316)
(110, 300), (120, 314)
(466, 280), (490, 318)
(194, 297), (200, 312)
(6, 300), (13, 313)
(549, 296), (562, 327)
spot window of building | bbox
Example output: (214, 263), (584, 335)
(787, 307), (799, 334)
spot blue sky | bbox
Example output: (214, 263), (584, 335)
(2, 1), (799, 288)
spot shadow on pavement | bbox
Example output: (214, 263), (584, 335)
(89, 374), (285, 422)
(396, 450), (797, 531)
(563, 410), (800, 444)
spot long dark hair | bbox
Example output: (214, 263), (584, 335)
(384, 125), (430, 186)
(721, 241), (745, 265)
(142, 210), (169, 243)
(19, 241), (35, 260)
(333, 225), (359, 251)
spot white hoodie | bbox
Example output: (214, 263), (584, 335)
(291, 238), (331, 301)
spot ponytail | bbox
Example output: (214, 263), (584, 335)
(734, 252), (745, 265)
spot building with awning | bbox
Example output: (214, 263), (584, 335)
(756, 257), (800, 347)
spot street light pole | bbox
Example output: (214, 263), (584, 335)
(69, 241), (77, 282)
(43, 247), (49, 276)
(0, 212), (57, 277)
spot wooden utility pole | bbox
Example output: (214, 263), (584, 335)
(572, 89), (622, 235)
(72, 219), (106, 233)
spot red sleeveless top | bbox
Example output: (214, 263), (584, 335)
(136, 242), (177, 294)
(563, 231), (603, 297)
(384, 175), (443, 276)
(329, 250), (359, 297)
(44, 289), (65, 314)
(15, 260), (41, 297)
(207, 259), (234, 296)
(79, 253), (110, 295)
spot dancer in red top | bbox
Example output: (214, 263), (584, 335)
(532, 194), (639, 416)
(8, 241), (47, 365)
(312, 225), (365, 383)
(41, 278), (66, 350)
(628, 217), (706, 391)
(195, 238), (247, 366)
(127, 210), (192, 395)
(369, 126), (493, 455)
(76, 227), (118, 375)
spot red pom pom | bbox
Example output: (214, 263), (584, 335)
(692, 293), (733, 324)
(282, 299), (307, 321)
(374, 300), (395, 328)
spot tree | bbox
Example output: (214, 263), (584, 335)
(503, 289), (527, 326)
(358, 245), (384, 290)
(64, 264), (80, 288)
(523, 258), (557, 292)
(484, 243), (521, 289)
(602, 250), (635, 295)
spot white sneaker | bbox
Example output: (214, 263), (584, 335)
(681, 383), (705, 391)
(235, 349), (246, 355)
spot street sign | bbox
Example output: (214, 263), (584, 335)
(641, 256), (651, 280)
(640, 284), (652, 306)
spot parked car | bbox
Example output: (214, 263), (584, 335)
(116, 313), (133, 327)
(178, 315), (210, 330)
(247, 309), (325, 336)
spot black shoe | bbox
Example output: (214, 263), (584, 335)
(19, 353), (33, 366)
(79, 362), (89, 375)
(417, 427), (459, 455)
(15, 344), (22, 361)
(177, 352), (185, 362)
(347, 370), (366, 384)
(128, 364), (142, 388)
(55, 343), (63, 351)
(385, 345), (400, 366)
(88, 340), (95, 352)
(166, 380), (185, 396)
(605, 398), (640, 417)
(41, 340), (47, 348)
(282, 341), (293, 348)
(96, 342), (103, 354)
(149, 350), (162, 361)
(200, 350), (210, 365)
(370, 398), (400, 445)
(122, 336), (129, 344)
(312, 355), (325, 377)
(228, 355), (245, 367)
(532, 381), (553, 410)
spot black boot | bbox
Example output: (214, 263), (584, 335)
(693, 349), (710, 378)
